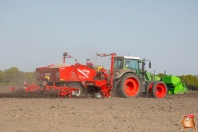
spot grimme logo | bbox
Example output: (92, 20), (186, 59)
(77, 68), (90, 78)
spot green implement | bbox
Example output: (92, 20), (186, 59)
(161, 75), (188, 94)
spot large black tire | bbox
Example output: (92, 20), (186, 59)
(145, 81), (154, 98)
(152, 81), (168, 99)
(69, 83), (84, 97)
(117, 73), (140, 98)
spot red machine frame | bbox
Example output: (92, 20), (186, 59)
(10, 53), (116, 98)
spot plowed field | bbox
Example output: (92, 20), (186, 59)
(0, 86), (197, 132)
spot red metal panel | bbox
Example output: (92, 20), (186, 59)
(36, 67), (60, 82)
(59, 66), (80, 82)
(73, 64), (96, 82)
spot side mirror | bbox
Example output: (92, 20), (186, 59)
(149, 62), (151, 68)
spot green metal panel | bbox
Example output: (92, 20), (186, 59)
(145, 71), (152, 81)
(162, 75), (188, 94)
(154, 76), (161, 81)
(162, 75), (180, 84)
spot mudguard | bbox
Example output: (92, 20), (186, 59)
(114, 69), (136, 80)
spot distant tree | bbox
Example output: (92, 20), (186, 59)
(157, 73), (166, 78)
(0, 70), (3, 82)
(23, 71), (36, 83)
(179, 74), (198, 89)
(193, 75), (198, 87)
(3, 67), (22, 84)
(0, 67), (37, 85)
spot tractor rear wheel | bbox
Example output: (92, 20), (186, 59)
(70, 83), (83, 97)
(117, 73), (140, 98)
(152, 81), (167, 99)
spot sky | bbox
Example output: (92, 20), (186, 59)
(0, 0), (198, 75)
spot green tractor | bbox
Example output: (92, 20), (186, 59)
(113, 56), (168, 99)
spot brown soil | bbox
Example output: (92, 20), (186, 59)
(0, 86), (197, 132)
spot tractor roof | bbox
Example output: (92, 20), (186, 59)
(115, 56), (140, 60)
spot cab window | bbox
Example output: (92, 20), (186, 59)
(114, 59), (123, 70)
(125, 59), (139, 71)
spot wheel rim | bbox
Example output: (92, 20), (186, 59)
(72, 86), (80, 96)
(73, 88), (80, 96)
(154, 83), (166, 98)
(124, 78), (139, 96)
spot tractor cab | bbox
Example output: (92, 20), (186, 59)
(114, 56), (154, 81)
(114, 56), (141, 75)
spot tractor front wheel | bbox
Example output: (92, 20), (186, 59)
(117, 73), (140, 98)
(152, 81), (167, 99)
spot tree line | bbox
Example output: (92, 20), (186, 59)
(0, 67), (198, 89)
(0, 67), (36, 86)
